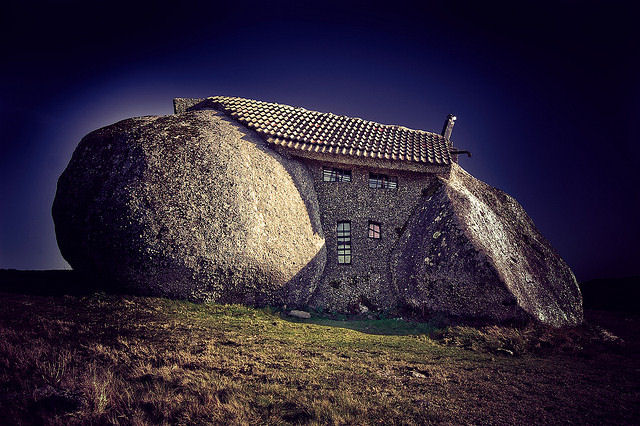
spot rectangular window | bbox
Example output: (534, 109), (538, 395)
(368, 173), (383, 188)
(337, 221), (351, 264)
(323, 167), (351, 182)
(368, 221), (381, 239)
(369, 173), (397, 189)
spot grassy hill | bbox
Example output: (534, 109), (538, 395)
(0, 271), (639, 424)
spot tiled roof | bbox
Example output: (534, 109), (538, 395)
(195, 96), (452, 166)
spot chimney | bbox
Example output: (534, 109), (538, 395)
(441, 114), (457, 143)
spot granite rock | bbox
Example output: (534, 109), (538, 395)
(390, 164), (583, 326)
(52, 110), (326, 306)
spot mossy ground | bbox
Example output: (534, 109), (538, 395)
(0, 288), (638, 424)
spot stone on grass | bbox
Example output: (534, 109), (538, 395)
(391, 163), (583, 327)
(410, 371), (427, 379)
(52, 110), (326, 306)
(288, 310), (311, 319)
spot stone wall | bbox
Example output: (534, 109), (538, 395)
(305, 160), (438, 313)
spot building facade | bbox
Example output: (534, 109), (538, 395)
(174, 96), (462, 311)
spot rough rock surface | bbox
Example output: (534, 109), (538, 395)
(52, 110), (326, 306)
(391, 164), (583, 327)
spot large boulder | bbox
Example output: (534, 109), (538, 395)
(391, 164), (583, 327)
(52, 110), (326, 306)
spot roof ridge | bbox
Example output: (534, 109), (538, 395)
(206, 95), (445, 139)
(189, 95), (451, 167)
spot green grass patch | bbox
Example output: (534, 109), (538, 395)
(286, 315), (438, 336)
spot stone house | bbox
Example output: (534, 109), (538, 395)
(173, 96), (469, 311)
(53, 94), (583, 326)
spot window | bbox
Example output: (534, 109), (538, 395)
(369, 173), (397, 189)
(368, 221), (381, 239)
(386, 175), (398, 189)
(337, 221), (351, 264)
(368, 173), (383, 188)
(323, 167), (351, 182)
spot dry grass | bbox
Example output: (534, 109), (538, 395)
(0, 291), (638, 425)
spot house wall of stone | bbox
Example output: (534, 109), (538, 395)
(304, 159), (439, 313)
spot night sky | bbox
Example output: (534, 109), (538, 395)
(1, 1), (638, 281)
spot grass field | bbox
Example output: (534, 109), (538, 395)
(1, 281), (639, 425)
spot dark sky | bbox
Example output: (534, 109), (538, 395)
(1, 1), (638, 281)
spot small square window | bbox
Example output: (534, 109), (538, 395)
(369, 173), (383, 188)
(337, 169), (352, 182)
(368, 221), (381, 239)
(385, 176), (398, 189)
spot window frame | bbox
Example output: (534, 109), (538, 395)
(336, 221), (352, 265)
(385, 175), (398, 189)
(368, 221), (381, 239)
(323, 167), (352, 182)
(368, 173), (383, 188)
(369, 173), (397, 189)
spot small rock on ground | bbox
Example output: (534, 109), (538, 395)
(289, 310), (311, 319)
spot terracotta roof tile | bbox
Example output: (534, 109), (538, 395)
(198, 96), (452, 166)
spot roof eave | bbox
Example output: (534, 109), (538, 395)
(274, 146), (451, 174)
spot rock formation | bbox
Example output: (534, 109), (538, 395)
(390, 164), (583, 326)
(53, 109), (582, 326)
(52, 110), (326, 306)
